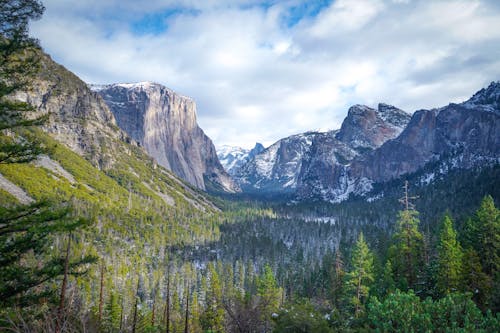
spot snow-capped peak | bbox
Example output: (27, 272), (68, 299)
(462, 81), (500, 113)
(217, 143), (265, 176)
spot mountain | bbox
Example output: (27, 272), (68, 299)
(92, 82), (239, 193)
(217, 143), (264, 175)
(350, 82), (500, 185)
(3, 52), (217, 211)
(235, 132), (322, 193)
(235, 103), (410, 195)
(234, 83), (499, 202)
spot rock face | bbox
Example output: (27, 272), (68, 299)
(94, 82), (238, 192)
(351, 82), (500, 184)
(235, 83), (500, 202)
(235, 132), (320, 193)
(336, 104), (411, 151)
(13, 53), (125, 170)
(217, 143), (264, 176)
(234, 103), (410, 196)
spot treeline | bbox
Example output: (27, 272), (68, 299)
(11, 194), (494, 333)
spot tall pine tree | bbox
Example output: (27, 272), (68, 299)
(435, 214), (463, 296)
(389, 209), (423, 292)
(346, 232), (374, 317)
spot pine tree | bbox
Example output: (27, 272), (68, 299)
(1, 0), (46, 164)
(0, 0), (96, 309)
(346, 232), (374, 317)
(257, 264), (281, 331)
(474, 195), (499, 276)
(461, 248), (491, 310)
(103, 290), (121, 333)
(378, 260), (395, 298)
(330, 250), (345, 310)
(200, 263), (224, 332)
(389, 209), (423, 291)
(435, 214), (463, 295)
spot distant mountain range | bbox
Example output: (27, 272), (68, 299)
(10, 49), (496, 205)
(217, 143), (264, 176)
(222, 82), (500, 202)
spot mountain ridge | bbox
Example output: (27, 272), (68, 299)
(230, 82), (500, 203)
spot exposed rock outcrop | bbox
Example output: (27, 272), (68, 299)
(235, 103), (410, 196)
(94, 82), (239, 192)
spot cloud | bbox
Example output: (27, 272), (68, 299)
(30, 0), (500, 148)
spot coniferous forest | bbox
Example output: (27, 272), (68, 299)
(1, 1), (499, 332)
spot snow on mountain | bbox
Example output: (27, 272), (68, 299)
(217, 143), (264, 176)
(234, 103), (411, 197)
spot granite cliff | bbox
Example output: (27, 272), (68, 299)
(93, 82), (239, 192)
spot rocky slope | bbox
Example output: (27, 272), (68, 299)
(5, 52), (217, 211)
(93, 82), (238, 192)
(235, 104), (410, 195)
(217, 143), (264, 176)
(235, 132), (322, 193)
(350, 82), (500, 184)
(235, 83), (500, 202)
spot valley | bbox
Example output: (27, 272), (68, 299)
(1, 1), (499, 332)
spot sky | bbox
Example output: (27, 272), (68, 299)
(30, 0), (500, 148)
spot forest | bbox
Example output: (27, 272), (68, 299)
(1, 1), (499, 332)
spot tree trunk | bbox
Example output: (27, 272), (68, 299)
(164, 267), (170, 333)
(56, 235), (71, 333)
(98, 262), (105, 325)
(184, 283), (189, 333)
(132, 278), (139, 333)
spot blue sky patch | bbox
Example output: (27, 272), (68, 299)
(130, 8), (200, 36)
(284, 0), (333, 27)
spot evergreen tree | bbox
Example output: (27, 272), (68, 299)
(330, 250), (346, 310)
(389, 209), (424, 291)
(0, 0), (95, 309)
(257, 264), (281, 332)
(474, 195), (499, 276)
(461, 195), (499, 310)
(0, 202), (95, 306)
(377, 260), (395, 298)
(461, 248), (491, 310)
(435, 214), (463, 295)
(103, 290), (121, 332)
(200, 263), (224, 332)
(345, 232), (374, 317)
(1, 0), (46, 164)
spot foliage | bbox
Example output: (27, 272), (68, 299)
(367, 290), (500, 332)
(435, 214), (463, 296)
(389, 209), (423, 291)
(273, 299), (333, 333)
(345, 232), (374, 317)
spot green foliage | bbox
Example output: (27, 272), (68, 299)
(103, 290), (122, 332)
(345, 232), (374, 317)
(376, 260), (395, 298)
(0, 201), (95, 306)
(257, 264), (282, 330)
(368, 290), (431, 332)
(200, 263), (225, 332)
(460, 195), (499, 310)
(1, 0), (46, 164)
(461, 247), (492, 310)
(389, 209), (424, 291)
(367, 290), (499, 332)
(273, 299), (333, 333)
(435, 214), (463, 295)
(474, 195), (500, 276)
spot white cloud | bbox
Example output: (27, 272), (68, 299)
(30, 0), (500, 148)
